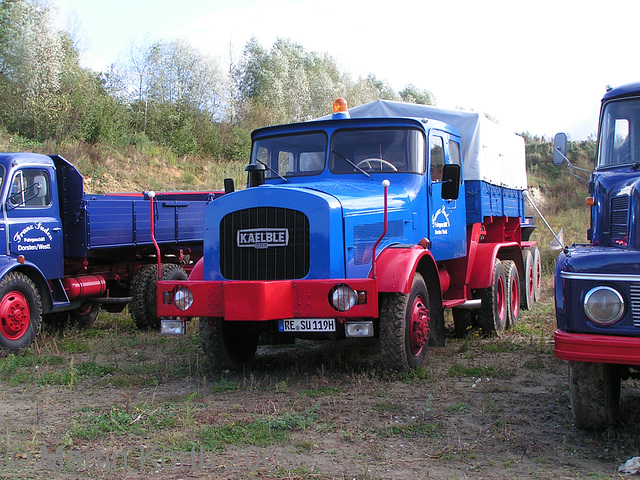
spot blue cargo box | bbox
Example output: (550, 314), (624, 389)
(464, 180), (525, 224)
(63, 193), (216, 258)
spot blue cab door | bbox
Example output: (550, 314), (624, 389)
(5, 168), (63, 279)
(427, 131), (466, 260)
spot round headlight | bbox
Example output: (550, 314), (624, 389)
(174, 286), (194, 311)
(329, 284), (358, 312)
(583, 286), (624, 325)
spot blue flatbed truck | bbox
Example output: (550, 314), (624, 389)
(158, 99), (540, 371)
(0, 152), (217, 351)
(554, 82), (640, 429)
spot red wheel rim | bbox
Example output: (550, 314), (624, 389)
(496, 276), (506, 324)
(510, 275), (519, 320)
(409, 296), (429, 356)
(0, 291), (31, 340)
(527, 264), (534, 298)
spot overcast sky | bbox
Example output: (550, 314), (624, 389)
(54, 0), (640, 140)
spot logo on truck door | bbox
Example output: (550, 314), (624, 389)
(431, 206), (451, 235)
(237, 228), (289, 249)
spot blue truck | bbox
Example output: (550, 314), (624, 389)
(158, 99), (540, 371)
(0, 152), (217, 351)
(554, 82), (640, 429)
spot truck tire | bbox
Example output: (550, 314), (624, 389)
(502, 260), (520, 328)
(532, 246), (542, 301)
(199, 317), (259, 370)
(379, 272), (430, 371)
(520, 249), (534, 310)
(131, 264), (188, 331)
(0, 272), (42, 351)
(71, 302), (100, 329)
(476, 259), (507, 336)
(452, 308), (475, 338)
(569, 362), (621, 430)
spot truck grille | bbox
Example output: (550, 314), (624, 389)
(631, 283), (640, 327)
(610, 195), (629, 243)
(220, 207), (310, 280)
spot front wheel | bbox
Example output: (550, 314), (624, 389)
(570, 362), (621, 430)
(0, 272), (42, 351)
(199, 317), (259, 370)
(379, 273), (431, 371)
(131, 264), (188, 330)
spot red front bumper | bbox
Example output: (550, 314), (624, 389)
(554, 329), (640, 366)
(157, 278), (379, 321)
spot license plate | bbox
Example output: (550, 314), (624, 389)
(278, 318), (336, 332)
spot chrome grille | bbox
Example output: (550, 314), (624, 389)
(220, 207), (310, 280)
(610, 195), (629, 242)
(630, 283), (640, 327)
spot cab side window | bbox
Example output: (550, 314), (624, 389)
(429, 136), (445, 182)
(9, 170), (51, 208)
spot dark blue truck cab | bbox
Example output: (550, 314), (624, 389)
(554, 82), (640, 429)
(0, 153), (216, 351)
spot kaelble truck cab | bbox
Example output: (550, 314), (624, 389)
(554, 82), (640, 429)
(158, 99), (540, 371)
(0, 153), (216, 351)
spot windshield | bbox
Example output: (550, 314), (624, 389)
(251, 132), (328, 179)
(598, 98), (640, 168)
(330, 128), (425, 174)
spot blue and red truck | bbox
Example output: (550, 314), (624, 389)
(0, 152), (217, 351)
(554, 82), (640, 429)
(157, 99), (541, 371)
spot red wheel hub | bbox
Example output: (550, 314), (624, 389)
(0, 291), (30, 340)
(409, 296), (429, 356)
(496, 276), (506, 322)
(510, 275), (519, 320)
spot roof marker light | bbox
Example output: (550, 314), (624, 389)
(332, 98), (350, 119)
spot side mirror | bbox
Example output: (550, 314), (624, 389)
(441, 164), (461, 200)
(553, 132), (568, 166)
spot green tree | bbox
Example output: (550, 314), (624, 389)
(400, 84), (436, 105)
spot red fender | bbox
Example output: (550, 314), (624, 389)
(469, 242), (519, 290)
(188, 257), (204, 281)
(373, 245), (437, 294)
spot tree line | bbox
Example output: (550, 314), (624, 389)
(0, 0), (435, 162)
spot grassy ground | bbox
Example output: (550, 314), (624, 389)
(0, 278), (638, 479)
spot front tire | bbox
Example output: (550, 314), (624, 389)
(199, 317), (259, 370)
(379, 273), (431, 371)
(131, 264), (188, 330)
(0, 272), (42, 351)
(569, 362), (621, 430)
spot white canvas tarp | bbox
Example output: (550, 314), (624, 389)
(330, 100), (527, 190)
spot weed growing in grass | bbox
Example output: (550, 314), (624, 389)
(300, 386), (341, 398)
(377, 421), (444, 439)
(199, 408), (319, 450)
(210, 378), (239, 393)
(68, 404), (178, 440)
(445, 402), (471, 414)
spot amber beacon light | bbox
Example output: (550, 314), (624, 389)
(332, 98), (350, 119)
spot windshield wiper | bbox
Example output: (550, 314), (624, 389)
(256, 160), (289, 182)
(332, 150), (370, 177)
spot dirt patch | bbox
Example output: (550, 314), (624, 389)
(0, 288), (638, 480)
